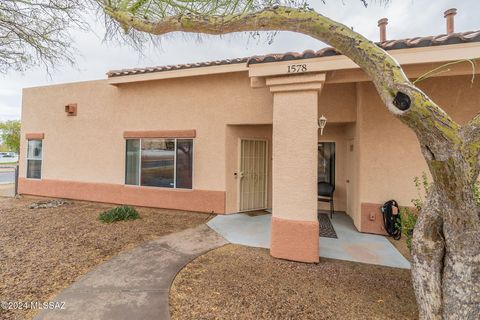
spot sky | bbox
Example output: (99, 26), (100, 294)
(1, 0), (480, 122)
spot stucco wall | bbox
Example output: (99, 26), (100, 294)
(357, 75), (480, 231)
(20, 72), (273, 195)
(318, 83), (357, 123)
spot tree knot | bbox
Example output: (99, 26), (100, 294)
(393, 91), (411, 111)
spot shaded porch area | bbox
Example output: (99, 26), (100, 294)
(207, 211), (410, 269)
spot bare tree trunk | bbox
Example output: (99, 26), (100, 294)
(441, 192), (480, 320)
(413, 145), (480, 319)
(411, 188), (444, 319)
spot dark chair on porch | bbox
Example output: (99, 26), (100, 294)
(318, 182), (335, 219)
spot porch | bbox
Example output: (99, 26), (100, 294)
(207, 211), (410, 269)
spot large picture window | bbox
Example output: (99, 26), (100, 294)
(125, 138), (193, 189)
(27, 140), (42, 179)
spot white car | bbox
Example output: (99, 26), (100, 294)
(0, 152), (16, 158)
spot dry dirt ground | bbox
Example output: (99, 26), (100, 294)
(0, 196), (210, 320)
(0, 184), (14, 197)
(170, 244), (418, 320)
(388, 236), (413, 262)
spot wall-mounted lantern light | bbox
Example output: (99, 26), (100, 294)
(318, 115), (327, 136)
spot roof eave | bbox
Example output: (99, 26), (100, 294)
(108, 42), (480, 86)
(108, 62), (248, 86)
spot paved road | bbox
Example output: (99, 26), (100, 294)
(0, 171), (15, 184)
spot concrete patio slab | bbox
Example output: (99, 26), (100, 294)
(34, 224), (228, 320)
(207, 212), (410, 269)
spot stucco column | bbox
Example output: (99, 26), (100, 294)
(266, 73), (325, 263)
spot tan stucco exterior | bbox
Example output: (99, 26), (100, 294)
(19, 42), (480, 262)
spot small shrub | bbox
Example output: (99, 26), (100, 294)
(98, 205), (140, 223)
(397, 173), (429, 250)
(398, 172), (480, 250)
(398, 207), (417, 250)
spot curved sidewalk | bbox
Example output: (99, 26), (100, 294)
(34, 225), (227, 320)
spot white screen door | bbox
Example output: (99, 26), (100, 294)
(238, 139), (268, 212)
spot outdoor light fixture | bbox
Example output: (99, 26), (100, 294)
(318, 115), (327, 135)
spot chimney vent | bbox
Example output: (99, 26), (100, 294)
(378, 18), (388, 42)
(444, 8), (457, 34)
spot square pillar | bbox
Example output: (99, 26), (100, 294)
(266, 73), (325, 263)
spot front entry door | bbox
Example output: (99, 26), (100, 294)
(238, 139), (268, 212)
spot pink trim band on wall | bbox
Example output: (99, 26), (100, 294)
(270, 216), (319, 263)
(123, 130), (196, 139)
(25, 133), (45, 140)
(18, 178), (225, 214)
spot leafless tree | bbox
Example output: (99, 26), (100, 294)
(0, 0), (90, 73)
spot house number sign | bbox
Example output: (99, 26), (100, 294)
(287, 64), (308, 73)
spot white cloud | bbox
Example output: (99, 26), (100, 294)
(1, 0), (479, 121)
(0, 101), (21, 121)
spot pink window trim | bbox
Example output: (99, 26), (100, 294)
(25, 133), (45, 140)
(123, 130), (196, 139)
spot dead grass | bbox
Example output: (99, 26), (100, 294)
(0, 196), (210, 320)
(170, 244), (418, 320)
(0, 184), (14, 197)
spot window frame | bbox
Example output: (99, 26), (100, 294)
(318, 141), (336, 186)
(125, 138), (194, 189)
(26, 139), (43, 180)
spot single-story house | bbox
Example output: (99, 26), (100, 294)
(19, 10), (480, 262)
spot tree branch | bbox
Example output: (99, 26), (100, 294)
(100, 3), (461, 158)
(0, 0), (91, 73)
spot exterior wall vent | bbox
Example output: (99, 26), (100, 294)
(65, 104), (77, 116)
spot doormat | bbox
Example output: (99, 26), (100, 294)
(318, 212), (338, 239)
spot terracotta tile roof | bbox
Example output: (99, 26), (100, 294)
(107, 30), (480, 77)
(107, 57), (250, 77)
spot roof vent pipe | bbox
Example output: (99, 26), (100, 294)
(444, 8), (457, 34)
(378, 18), (388, 42)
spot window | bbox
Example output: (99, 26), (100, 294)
(125, 140), (140, 185)
(318, 142), (335, 185)
(125, 138), (193, 189)
(27, 140), (42, 179)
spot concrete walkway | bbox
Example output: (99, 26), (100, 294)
(34, 225), (227, 320)
(208, 212), (410, 269)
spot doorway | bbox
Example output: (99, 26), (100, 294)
(318, 142), (336, 185)
(238, 139), (268, 212)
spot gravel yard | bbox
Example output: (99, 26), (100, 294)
(170, 244), (418, 320)
(0, 195), (418, 320)
(0, 196), (210, 320)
